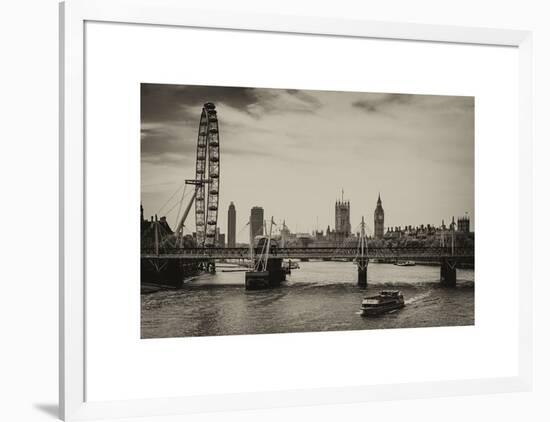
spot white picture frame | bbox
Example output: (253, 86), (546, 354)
(60, 0), (533, 420)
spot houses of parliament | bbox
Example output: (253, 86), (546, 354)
(281, 192), (471, 248)
(329, 192), (385, 241)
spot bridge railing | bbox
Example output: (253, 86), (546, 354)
(141, 245), (474, 259)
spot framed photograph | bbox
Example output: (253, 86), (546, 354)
(60, 0), (532, 420)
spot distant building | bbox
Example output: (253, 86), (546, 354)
(215, 227), (225, 248)
(374, 193), (384, 239)
(227, 202), (236, 247)
(280, 220), (291, 247)
(293, 233), (312, 247)
(457, 216), (470, 233)
(140, 204), (197, 249)
(250, 206), (264, 237)
(335, 193), (351, 237)
(381, 215), (474, 249)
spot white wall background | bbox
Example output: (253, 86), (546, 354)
(0, 0), (547, 421)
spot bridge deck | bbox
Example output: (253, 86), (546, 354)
(141, 246), (474, 261)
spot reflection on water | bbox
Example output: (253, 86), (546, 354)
(141, 262), (474, 339)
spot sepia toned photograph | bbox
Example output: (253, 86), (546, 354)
(140, 83), (475, 339)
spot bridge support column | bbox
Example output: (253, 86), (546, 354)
(207, 261), (216, 274)
(267, 258), (285, 286)
(440, 259), (456, 287)
(357, 258), (368, 288)
(245, 258), (285, 290)
(286, 259), (292, 275)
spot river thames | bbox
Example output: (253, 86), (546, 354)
(141, 261), (474, 339)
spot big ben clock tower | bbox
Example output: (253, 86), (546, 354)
(374, 193), (384, 239)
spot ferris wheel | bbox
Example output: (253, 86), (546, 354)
(171, 102), (220, 248)
(194, 102), (220, 247)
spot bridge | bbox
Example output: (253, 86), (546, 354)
(142, 238), (473, 289)
(141, 246), (474, 261)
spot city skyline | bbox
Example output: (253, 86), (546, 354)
(140, 193), (472, 244)
(141, 84), (474, 243)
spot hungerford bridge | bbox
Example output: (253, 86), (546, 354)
(141, 103), (474, 290)
(141, 245), (474, 262)
(142, 225), (474, 289)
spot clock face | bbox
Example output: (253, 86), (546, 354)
(378, 215), (383, 221)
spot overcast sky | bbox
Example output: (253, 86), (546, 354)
(141, 83), (474, 243)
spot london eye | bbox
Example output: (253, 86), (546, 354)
(194, 102), (220, 247)
(171, 102), (220, 248)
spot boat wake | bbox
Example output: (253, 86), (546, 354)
(405, 291), (433, 305)
(371, 281), (439, 289)
(284, 279), (442, 289)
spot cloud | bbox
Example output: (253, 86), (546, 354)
(352, 93), (473, 116)
(141, 84), (326, 125)
(140, 123), (196, 165)
(352, 93), (413, 113)
(284, 89), (323, 111)
(141, 83), (279, 124)
(140, 85), (330, 165)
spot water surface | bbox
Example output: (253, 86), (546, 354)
(141, 261), (474, 338)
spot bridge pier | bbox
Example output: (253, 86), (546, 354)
(245, 258), (285, 290)
(284, 259), (293, 275)
(357, 258), (369, 288)
(141, 258), (202, 289)
(440, 259), (457, 287)
(204, 260), (216, 274)
(267, 258), (285, 285)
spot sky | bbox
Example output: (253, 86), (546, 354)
(141, 83), (474, 243)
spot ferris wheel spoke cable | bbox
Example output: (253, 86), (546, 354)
(163, 191), (189, 217)
(158, 186), (195, 228)
(156, 181), (187, 215)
